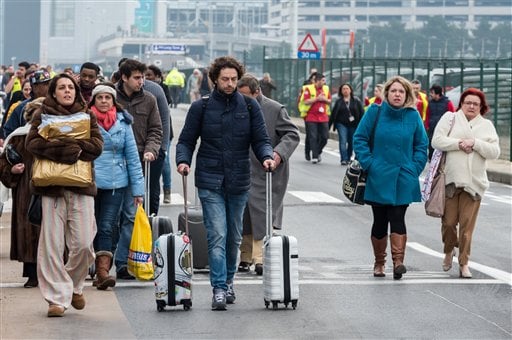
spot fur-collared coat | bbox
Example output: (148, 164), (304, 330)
(25, 97), (103, 197)
(0, 126), (37, 262)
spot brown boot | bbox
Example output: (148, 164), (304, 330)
(95, 251), (116, 290)
(390, 233), (407, 280)
(371, 236), (387, 277)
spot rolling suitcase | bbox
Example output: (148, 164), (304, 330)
(154, 173), (193, 311)
(178, 189), (209, 270)
(263, 171), (299, 310)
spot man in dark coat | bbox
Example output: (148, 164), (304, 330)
(176, 56), (275, 311)
(237, 74), (299, 275)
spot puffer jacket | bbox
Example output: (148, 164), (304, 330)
(176, 89), (273, 194)
(94, 110), (144, 197)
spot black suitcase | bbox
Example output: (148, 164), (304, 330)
(178, 206), (208, 269)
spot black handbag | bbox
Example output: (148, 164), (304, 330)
(342, 160), (367, 205)
(342, 106), (381, 205)
(5, 144), (22, 165)
(27, 195), (42, 226)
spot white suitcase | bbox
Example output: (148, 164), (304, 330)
(263, 171), (299, 310)
(154, 232), (193, 311)
(153, 173), (193, 311)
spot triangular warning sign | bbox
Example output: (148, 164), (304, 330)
(298, 33), (319, 52)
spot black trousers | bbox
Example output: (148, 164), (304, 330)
(371, 204), (409, 239)
(305, 121), (329, 159)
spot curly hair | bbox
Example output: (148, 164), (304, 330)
(458, 87), (490, 116)
(208, 56), (245, 85)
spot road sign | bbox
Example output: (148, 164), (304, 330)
(298, 33), (319, 52)
(150, 44), (186, 54)
(297, 51), (321, 59)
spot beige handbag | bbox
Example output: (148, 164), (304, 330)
(424, 152), (446, 218)
(32, 159), (92, 187)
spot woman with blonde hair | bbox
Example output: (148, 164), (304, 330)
(354, 76), (428, 280)
(432, 88), (499, 278)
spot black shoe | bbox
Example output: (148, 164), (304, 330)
(238, 261), (250, 272)
(24, 277), (38, 288)
(255, 263), (263, 276)
(341, 160), (349, 166)
(305, 153), (311, 161)
(116, 267), (135, 280)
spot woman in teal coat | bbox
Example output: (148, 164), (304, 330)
(353, 75), (428, 280)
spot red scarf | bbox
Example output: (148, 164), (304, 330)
(91, 105), (117, 131)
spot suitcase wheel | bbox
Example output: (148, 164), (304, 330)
(292, 300), (298, 310)
(156, 300), (166, 312)
(182, 299), (192, 311)
(265, 300), (270, 309)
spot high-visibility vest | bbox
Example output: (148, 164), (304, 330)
(418, 91), (428, 122)
(298, 84), (331, 118)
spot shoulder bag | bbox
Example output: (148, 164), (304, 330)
(423, 112), (456, 217)
(342, 106), (381, 205)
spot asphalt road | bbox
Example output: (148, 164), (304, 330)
(111, 106), (511, 339)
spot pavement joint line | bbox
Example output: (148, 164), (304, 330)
(408, 242), (512, 286)
(4, 278), (504, 289)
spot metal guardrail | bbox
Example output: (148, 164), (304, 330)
(263, 58), (512, 160)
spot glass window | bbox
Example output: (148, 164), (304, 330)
(475, 0), (510, 5)
(324, 0), (350, 7)
(356, 0), (402, 7)
(475, 15), (512, 22)
(302, 15), (321, 21)
(327, 29), (350, 36)
(444, 0), (468, 5)
(417, 0), (443, 6)
(50, 1), (74, 37)
(325, 15), (350, 22)
(302, 1), (318, 7)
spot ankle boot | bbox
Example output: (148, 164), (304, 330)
(371, 236), (387, 277)
(390, 233), (407, 280)
(95, 251), (116, 290)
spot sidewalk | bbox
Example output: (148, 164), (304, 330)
(290, 117), (512, 185)
(0, 213), (135, 339)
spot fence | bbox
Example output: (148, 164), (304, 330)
(263, 58), (511, 160)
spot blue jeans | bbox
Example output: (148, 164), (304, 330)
(161, 140), (172, 191)
(94, 188), (126, 252)
(198, 188), (249, 291)
(335, 123), (355, 162)
(114, 188), (137, 271)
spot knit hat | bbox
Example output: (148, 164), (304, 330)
(91, 84), (117, 99)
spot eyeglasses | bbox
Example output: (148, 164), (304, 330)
(463, 101), (481, 107)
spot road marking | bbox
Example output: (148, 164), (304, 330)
(0, 278), (504, 289)
(485, 193), (512, 205)
(427, 290), (512, 337)
(288, 191), (343, 203)
(408, 242), (512, 286)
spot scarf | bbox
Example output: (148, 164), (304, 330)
(91, 105), (117, 131)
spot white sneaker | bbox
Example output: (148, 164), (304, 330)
(311, 158), (318, 164)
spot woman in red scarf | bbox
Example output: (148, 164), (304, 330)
(89, 83), (144, 290)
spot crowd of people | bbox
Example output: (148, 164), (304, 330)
(0, 56), (501, 316)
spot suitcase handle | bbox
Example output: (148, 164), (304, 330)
(266, 170), (272, 238)
(182, 171), (190, 236)
(144, 160), (150, 215)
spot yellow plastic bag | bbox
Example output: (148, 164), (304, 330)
(127, 205), (154, 280)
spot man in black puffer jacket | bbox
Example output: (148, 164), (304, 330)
(176, 56), (275, 311)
